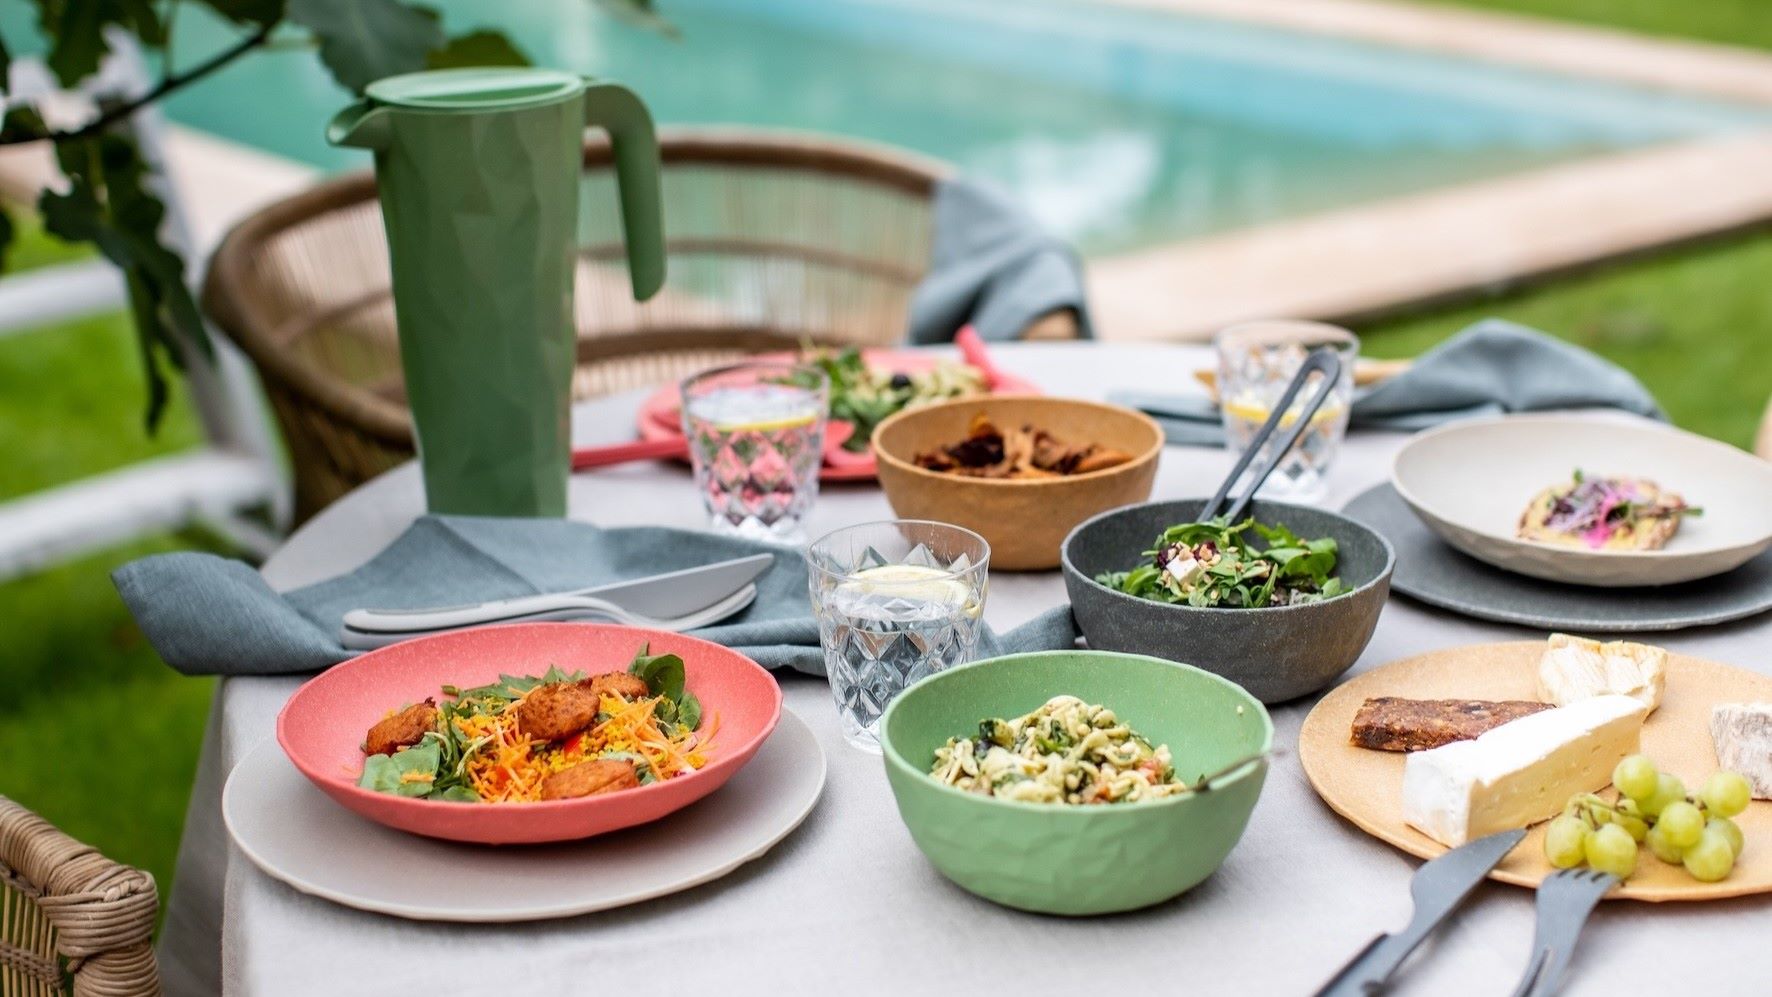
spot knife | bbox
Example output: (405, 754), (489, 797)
(340, 553), (775, 634)
(1315, 828), (1526, 996)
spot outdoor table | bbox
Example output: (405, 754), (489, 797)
(158, 342), (1772, 996)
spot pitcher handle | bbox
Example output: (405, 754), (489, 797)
(582, 80), (667, 301)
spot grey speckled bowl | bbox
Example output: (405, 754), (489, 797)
(1061, 499), (1395, 704)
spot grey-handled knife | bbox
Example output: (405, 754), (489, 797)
(1315, 828), (1526, 996)
(340, 553), (774, 634)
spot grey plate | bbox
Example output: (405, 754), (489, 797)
(1343, 484), (1772, 632)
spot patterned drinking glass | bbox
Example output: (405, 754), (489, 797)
(806, 520), (990, 752)
(681, 361), (829, 544)
(1215, 319), (1359, 503)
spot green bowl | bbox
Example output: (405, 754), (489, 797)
(879, 649), (1273, 915)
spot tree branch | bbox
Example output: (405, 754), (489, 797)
(0, 23), (275, 147)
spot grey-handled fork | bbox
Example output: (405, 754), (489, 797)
(1511, 868), (1619, 997)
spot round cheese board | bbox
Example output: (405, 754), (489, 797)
(1299, 641), (1772, 901)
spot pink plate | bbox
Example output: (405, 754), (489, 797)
(276, 623), (782, 845)
(635, 349), (1040, 481)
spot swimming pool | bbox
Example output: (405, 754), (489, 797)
(10, 0), (1771, 254)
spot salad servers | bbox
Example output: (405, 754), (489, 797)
(1510, 868), (1618, 997)
(1200, 347), (1342, 522)
(1316, 828), (1524, 996)
(339, 553), (773, 648)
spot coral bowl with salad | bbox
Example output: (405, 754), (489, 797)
(880, 649), (1272, 915)
(277, 623), (782, 845)
(1062, 499), (1394, 703)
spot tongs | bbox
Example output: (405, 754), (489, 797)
(1197, 347), (1343, 522)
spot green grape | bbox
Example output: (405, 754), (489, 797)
(1613, 755), (1659, 803)
(1613, 812), (1648, 843)
(1682, 829), (1736, 882)
(1544, 815), (1590, 868)
(1659, 801), (1705, 850)
(1584, 823), (1637, 879)
(1640, 773), (1687, 818)
(1645, 824), (1686, 865)
(1700, 772), (1753, 820)
(1707, 817), (1745, 859)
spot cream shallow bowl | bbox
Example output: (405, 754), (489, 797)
(1392, 414), (1772, 587)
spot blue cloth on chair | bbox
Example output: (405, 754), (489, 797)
(907, 177), (1094, 343)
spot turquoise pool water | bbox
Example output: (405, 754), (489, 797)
(7, 0), (1769, 253)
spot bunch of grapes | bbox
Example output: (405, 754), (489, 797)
(1543, 756), (1752, 882)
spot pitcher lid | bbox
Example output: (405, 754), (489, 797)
(365, 67), (585, 111)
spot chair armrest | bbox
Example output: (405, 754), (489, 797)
(1017, 308), (1081, 342)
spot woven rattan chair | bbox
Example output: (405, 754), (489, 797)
(0, 797), (159, 997)
(203, 129), (1080, 522)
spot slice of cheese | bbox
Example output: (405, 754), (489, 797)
(1535, 633), (1666, 715)
(1403, 694), (1647, 847)
(1710, 702), (1772, 800)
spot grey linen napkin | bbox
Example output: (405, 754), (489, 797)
(907, 177), (1095, 344)
(1111, 319), (1666, 447)
(112, 516), (1078, 678)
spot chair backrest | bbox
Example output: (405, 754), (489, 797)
(203, 129), (955, 519)
(0, 797), (159, 997)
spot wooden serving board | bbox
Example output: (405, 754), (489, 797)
(1299, 641), (1772, 902)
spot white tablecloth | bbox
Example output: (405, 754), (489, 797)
(157, 343), (1772, 996)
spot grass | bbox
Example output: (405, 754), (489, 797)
(0, 211), (216, 914)
(1, 0), (1769, 932)
(1360, 228), (1772, 449)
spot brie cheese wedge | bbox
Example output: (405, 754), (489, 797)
(1403, 694), (1647, 848)
(1710, 702), (1772, 800)
(1535, 633), (1666, 714)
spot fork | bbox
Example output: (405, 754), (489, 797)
(1511, 868), (1619, 997)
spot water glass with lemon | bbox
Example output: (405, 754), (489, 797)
(681, 361), (829, 543)
(1216, 320), (1358, 503)
(807, 521), (990, 751)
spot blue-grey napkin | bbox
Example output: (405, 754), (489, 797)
(907, 177), (1094, 344)
(1111, 320), (1666, 447)
(112, 516), (1077, 678)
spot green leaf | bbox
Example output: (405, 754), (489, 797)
(427, 30), (531, 70)
(627, 644), (686, 702)
(42, 0), (164, 86)
(39, 134), (210, 430)
(195, 0), (290, 27)
(287, 0), (443, 92)
(0, 204), (13, 272)
(358, 735), (442, 797)
(0, 30), (12, 94)
(590, 0), (680, 40)
(677, 691), (702, 731)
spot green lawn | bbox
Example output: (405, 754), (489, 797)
(0, 212), (216, 912)
(2, 0), (1770, 933)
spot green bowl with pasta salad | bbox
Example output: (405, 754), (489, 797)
(879, 649), (1273, 915)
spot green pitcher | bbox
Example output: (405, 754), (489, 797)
(328, 67), (665, 517)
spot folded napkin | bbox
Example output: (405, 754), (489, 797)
(113, 516), (1078, 678)
(907, 177), (1095, 344)
(1112, 320), (1666, 447)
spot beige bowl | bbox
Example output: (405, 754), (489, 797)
(871, 396), (1163, 570)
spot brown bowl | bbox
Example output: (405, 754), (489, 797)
(871, 395), (1163, 570)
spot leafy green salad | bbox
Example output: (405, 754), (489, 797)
(785, 347), (985, 452)
(1095, 517), (1347, 609)
(357, 646), (706, 804)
